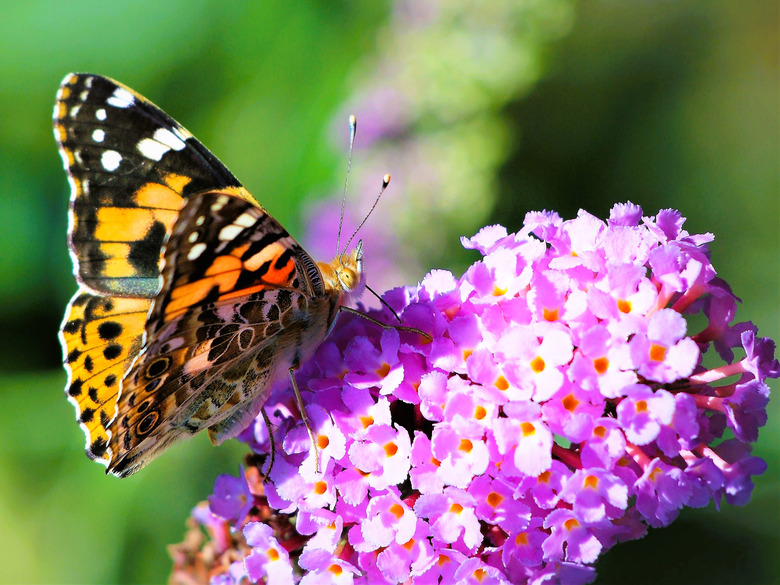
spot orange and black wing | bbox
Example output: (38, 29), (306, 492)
(106, 192), (328, 477)
(54, 73), (258, 467)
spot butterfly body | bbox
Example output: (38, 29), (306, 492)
(54, 73), (362, 477)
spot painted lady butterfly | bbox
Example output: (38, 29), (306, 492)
(54, 73), (367, 478)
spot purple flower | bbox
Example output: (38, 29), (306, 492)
(542, 509), (605, 564)
(358, 492), (417, 550)
(633, 458), (692, 528)
(172, 203), (776, 585)
(244, 522), (294, 584)
(558, 469), (628, 523)
(415, 487), (482, 552)
(298, 549), (360, 585)
(208, 467), (254, 525)
(616, 385), (675, 445)
(375, 518), (436, 582)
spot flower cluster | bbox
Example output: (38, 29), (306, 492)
(170, 203), (777, 585)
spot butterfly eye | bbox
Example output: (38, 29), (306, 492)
(338, 268), (357, 291)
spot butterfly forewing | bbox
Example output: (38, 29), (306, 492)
(54, 73), (257, 297)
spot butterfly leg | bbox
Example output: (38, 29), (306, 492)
(338, 306), (432, 341)
(288, 366), (321, 473)
(260, 407), (276, 482)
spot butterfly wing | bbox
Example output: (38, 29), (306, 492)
(106, 192), (335, 477)
(54, 72), (258, 297)
(54, 73), (260, 466)
(61, 293), (151, 462)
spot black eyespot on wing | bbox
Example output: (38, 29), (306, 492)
(137, 411), (160, 435)
(145, 356), (171, 378)
(79, 407), (95, 423)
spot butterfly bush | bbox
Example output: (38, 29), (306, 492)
(170, 203), (777, 585)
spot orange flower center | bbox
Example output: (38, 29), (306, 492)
(593, 356), (609, 374)
(649, 343), (667, 362)
(530, 356), (545, 373)
(389, 503), (405, 519)
(562, 393), (580, 412)
(486, 491), (503, 507)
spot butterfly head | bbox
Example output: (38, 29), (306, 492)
(320, 239), (365, 298)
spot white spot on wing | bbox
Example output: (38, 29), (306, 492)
(188, 232), (199, 243)
(187, 242), (207, 260)
(153, 127), (186, 151)
(92, 129), (105, 143)
(96, 108), (107, 121)
(195, 215), (206, 226)
(106, 87), (134, 108)
(137, 137), (169, 161)
(234, 212), (257, 228)
(219, 225), (244, 241)
(69, 105), (81, 118)
(211, 196), (229, 213)
(101, 150), (122, 171)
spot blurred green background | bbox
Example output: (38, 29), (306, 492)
(0, 1), (777, 584)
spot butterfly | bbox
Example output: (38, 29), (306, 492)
(54, 73), (368, 478)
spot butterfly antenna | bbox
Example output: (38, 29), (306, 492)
(342, 173), (391, 255)
(366, 284), (403, 324)
(336, 115), (357, 257)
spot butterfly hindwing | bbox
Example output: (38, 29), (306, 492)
(53, 73), (257, 297)
(106, 192), (335, 477)
(60, 291), (151, 463)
